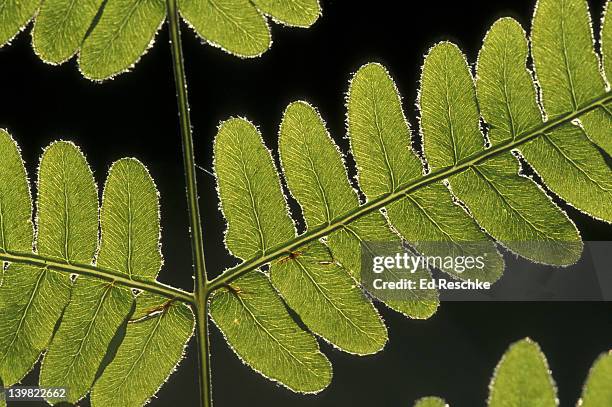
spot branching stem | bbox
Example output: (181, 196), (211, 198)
(0, 250), (194, 303)
(165, 1), (212, 406)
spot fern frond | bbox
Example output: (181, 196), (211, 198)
(0, 130), (194, 405)
(0, 0), (321, 80)
(412, 338), (612, 406)
(209, 0), (612, 392)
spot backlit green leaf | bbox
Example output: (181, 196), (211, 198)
(0, 0), (39, 46)
(32, 0), (103, 64)
(40, 279), (134, 404)
(415, 397), (448, 407)
(271, 242), (387, 355)
(579, 351), (612, 407)
(91, 293), (194, 407)
(97, 158), (162, 280)
(79, 0), (166, 80)
(215, 117), (387, 355)
(0, 264), (71, 386)
(37, 141), (99, 263)
(488, 338), (557, 407)
(252, 0), (320, 27)
(421, 42), (580, 265)
(180, 0), (270, 58)
(278, 101), (438, 319)
(531, 0), (612, 156)
(41, 156), (164, 402)
(0, 130), (32, 257)
(0, 141), (97, 387)
(348, 63), (504, 280)
(477, 17), (612, 223)
(210, 271), (332, 393)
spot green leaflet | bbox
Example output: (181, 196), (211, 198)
(531, 0), (612, 156)
(477, 18), (612, 223)
(37, 141), (99, 263)
(415, 397), (448, 407)
(41, 157), (163, 403)
(0, 141), (97, 386)
(271, 242), (387, 355)
(278, 101), (438, 319)
(1, 0), (323, 79)
(411, 339), (612, 405)
(214, 118), (294, 259)
(214, 118), (387, 355)
(35, 143), (106, 403)
(0, 264), (71, 386)
(580, 352), (612, 406)
(210, 271), (331, 393)
(488, 338), (557, 407)
(0, 133), (192, 403)
(604, 2), (612, 82)
(0, 130), (32, 257)
(91, 161), (192, 407)
(79, 0), (166, 80)
(180, 0), (271, 58)
(40, 279), (134, 404)
(91, 293), (194, 407)
(0, 0), (39, 46)
(97, 158), (162, 280)
(252, 0), (320, 27)
(347, 63), (504, 281)
(32, 0), (103, 64)
(421, 42), (581, 265)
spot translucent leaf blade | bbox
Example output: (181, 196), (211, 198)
(0, 130), (33, 256)
(488, 338), (557, 407)
(579, 351), (612, 407)
(98, 158), (162, 280)
(0, 141), (97, 386)
(421, 42), (581, 265)
(215, 117), (388, 353)
(42, 154), (163, 402)
(278, 101), (437, 319)
(477, 18), (612, 223)
(348, 63), (503, 281)
(251, 0), (320, 27)
(36, 141), (99, 263)
(32, 0), (104, 64)
(531, 0), (611, 155)
(347, 63), (422, 197)
(214, 118), (295, 260)
(210, 271), (332, 393)
(271, 242), (387, 355)
(0, 264), (71, 386)
(0, 0), (39, 46)
(179, 0), (270, 58)
(40, 279), (134, 403)
(415, 397), (448, 407)
(79, 0), (166, 80)
(420, 43), (483, 168)
(91, 293), (194, 407)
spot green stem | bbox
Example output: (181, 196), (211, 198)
(0, 250), (194, 303)
(208, 91), (612, 292)
(165, 1), (212, 407)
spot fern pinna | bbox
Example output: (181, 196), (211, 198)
(0, 0), (610, 406)
(413, 338), (612, 406)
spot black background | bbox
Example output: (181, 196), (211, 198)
(1, 0), (611, 406)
